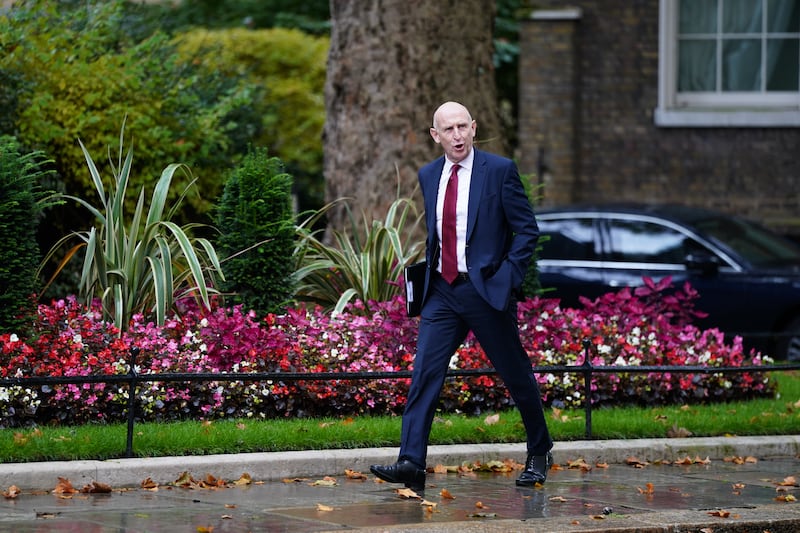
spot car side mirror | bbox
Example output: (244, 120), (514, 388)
(684, 251), (720, 276)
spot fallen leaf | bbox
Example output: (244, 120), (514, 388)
(224, 504), (236, 509)
(174, 471), (197, 488)
(345, 469), (367, 480)
(776, 494), (797, 502)
(567, 458), (592, 471)
(707, 509), (731, 517)
(2, 485), (20, 499)
(420, 499), (437, 508)
(309, 477), (337, 487)
(732, 483), (746, 490)
(637, 483), (655, 495)
(440, 488), (455, 499)
(589, 514), (606, 520)
(316, 503), (334, 512)
(595, 461), (609, 469)
(53, 477), (78, 495)
(196, 526), (214, 533)
(236, 422), (246, 430)
(484, 413), (500, 425)
(474, 501), (488, 509)
(395, 487), (421, 499)
(233, 473), (252, 486)
(777, 476), (798, 487)
(626, 456), (649, 468)
(81, 481), (112, 494)
(221, 515), (233, 519)
(666, 424), (692, 438)
(433, 464), (449, 474)
(141, 477), (158, 490)
(475, 460), (513, 473)
(200, 474), (226, 488)
(549, 496), (569, 502)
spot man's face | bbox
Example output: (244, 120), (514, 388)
(430, 104), (476, 163)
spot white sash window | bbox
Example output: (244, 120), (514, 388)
(656, 0), (800, 126)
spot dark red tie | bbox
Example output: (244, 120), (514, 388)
(441, 164), (459, 284)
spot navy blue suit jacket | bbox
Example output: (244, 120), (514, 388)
(418, 148), (539, 311)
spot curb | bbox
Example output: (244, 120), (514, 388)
(1, 435), (798, 491)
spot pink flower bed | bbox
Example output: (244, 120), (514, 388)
(0, 278), (774, 427)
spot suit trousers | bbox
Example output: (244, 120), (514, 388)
(398, 274), (553, 468)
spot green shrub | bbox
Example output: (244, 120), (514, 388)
(171, 26), (328, 210)
(0, 0), (260, 238)
(215, 147), (296, 316)
(294, 195), (425, 315)
(41, 121), (224, 331)
(0, 136), (56, 334)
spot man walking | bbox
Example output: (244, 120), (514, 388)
(371, 101), (553, 493)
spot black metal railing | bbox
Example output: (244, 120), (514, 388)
(1, 340), (798, 457)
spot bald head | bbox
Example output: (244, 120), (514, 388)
(432, 101), (472, 130)
(430, 101), (477, 163)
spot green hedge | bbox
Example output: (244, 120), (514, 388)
(0, 0), (260, 229)
(172, 26), (328, 210)
(215, 148), (296, 316)
(0, 136), (55, 334)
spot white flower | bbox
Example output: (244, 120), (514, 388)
(449, 353), (459, 369)
(9, 333), (18, 343)
(200, 318), (209, 327)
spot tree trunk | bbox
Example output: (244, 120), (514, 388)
(324, 0), (502, 235)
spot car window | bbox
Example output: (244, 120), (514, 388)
(607, 219), (695, 264)
(693, 216), (800, 267)
(538, 218), (596, 261)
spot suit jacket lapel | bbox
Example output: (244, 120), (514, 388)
(467, 149), (487, 242)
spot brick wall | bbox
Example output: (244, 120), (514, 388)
(518, 0), (800, 237)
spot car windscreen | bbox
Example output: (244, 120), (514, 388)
(692, 216), (800, 268)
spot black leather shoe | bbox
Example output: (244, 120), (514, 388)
(516, 451), (553, 487)
(370, 460), (426, 492)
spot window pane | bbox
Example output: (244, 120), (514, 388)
(681, 0), (718, 34)
(767, 0), (799, 32)
(679, 40), (718, 90)
(723, 38), (762, 89)
(607, 221), (687, 264)
(538, 219), (596, 261)
(767, 38), (800, 89)
(723, 0), (763, 33)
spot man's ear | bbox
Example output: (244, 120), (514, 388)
(429, 127), (441, 144)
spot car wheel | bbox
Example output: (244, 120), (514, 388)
(779, 317), (800, 362)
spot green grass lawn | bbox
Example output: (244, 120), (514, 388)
(1, 371), (798, 463)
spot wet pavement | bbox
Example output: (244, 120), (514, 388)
(1, 436), (800, 532)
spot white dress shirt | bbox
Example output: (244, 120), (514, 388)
(436, 149), (473, 275)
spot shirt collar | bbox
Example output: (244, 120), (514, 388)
(445, 148), (474, 174)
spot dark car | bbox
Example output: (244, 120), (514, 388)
(534, 204), (800, 361)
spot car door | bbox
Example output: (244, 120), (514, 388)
(601, 215), (757, 339)
(536, 215), (607, 306)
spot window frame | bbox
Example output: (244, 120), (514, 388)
(656, 0), (800, 127)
